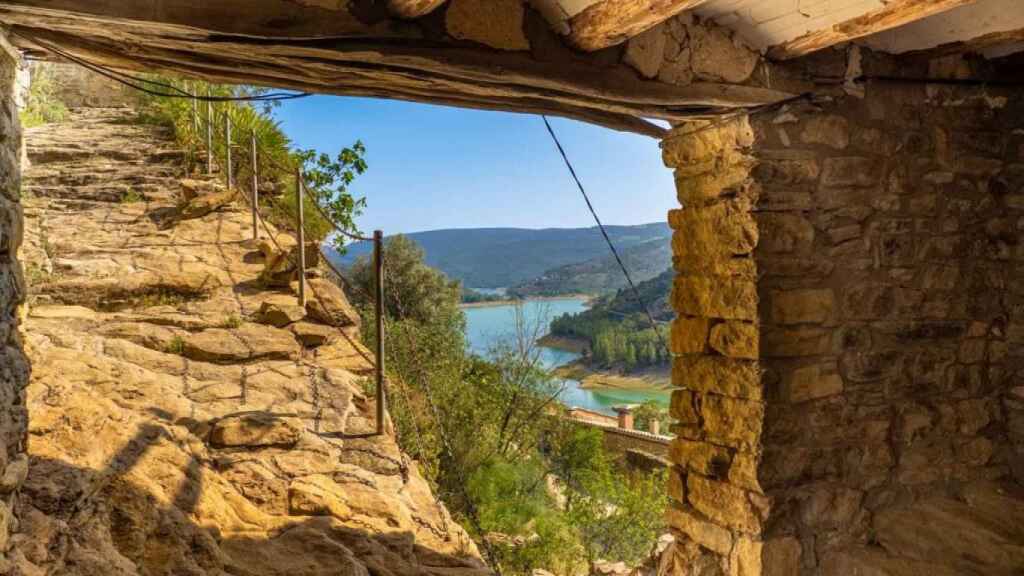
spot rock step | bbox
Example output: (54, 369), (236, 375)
(24, 182), (173, 203)
(25, 171), (181, 189)
(27, 146), (185, 165)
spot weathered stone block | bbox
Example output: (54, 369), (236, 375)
(687, 473), (761, 533)
(623, 23), (665, 79)
(701, 395), (763, 449)
(672, 355), (761, 400)
(731, 537), (763, 576)
(800, 115), (850, 149)
(785, 362), (844, 403)
(666, 505), (734, 555)
(675, 275), (758, 321)
(670, 437), (731, 477)
(671, 199), (758, 263)
(762, 537), (801, 576)
(675, 161), (751, 204)
(728, 452), (761, 493)
(688, 22), (758, 83)
(671, 316), (709, 355)
(709, 321), (758, 359)
(669, 466), (686, 503)
(445, 0), (529, 50)
(820, 157), (881, 188)
(771, 289), (835, 325)
(662, 117), (753, 168)
(752, 158), (820, 188)
(670, 390), (699, 424)
(755, 213), (814, 254)
(761, 328), (831, 357)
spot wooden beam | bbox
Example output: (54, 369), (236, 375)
(387, 0), (447, 19)
(568, 0), (709, 51)
(768, 0), (981, 60)
(0, 1), (797, 137)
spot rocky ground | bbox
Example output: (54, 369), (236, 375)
(11, 107), (486, 575)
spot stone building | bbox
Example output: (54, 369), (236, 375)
(0, 1), (1022, 575)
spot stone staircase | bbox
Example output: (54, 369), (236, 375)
(13, 107), (486, 576)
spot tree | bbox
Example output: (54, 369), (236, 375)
(632, 400), (670, 434)
(349, 234), (463, 326)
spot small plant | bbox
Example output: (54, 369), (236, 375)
(221, 314), (242, 329)
(120, 189), (144, 203)
(165, 335), (186, 355)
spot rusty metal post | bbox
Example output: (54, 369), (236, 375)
(295, 167), (307, 307)
(225, 113), (232, 189)
(374, 229), (386, 435)
(250, 130), (259, 240)
(205, 99), (213, 174)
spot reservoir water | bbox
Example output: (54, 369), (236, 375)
(463, 298), (670, 415)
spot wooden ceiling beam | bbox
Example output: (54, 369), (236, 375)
(0, 1), (798, 138)
(768, 0), (981, 60)
(567, 0), (710, 51)
(386, 0), (447, 19)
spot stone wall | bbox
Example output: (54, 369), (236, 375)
(752, 82), (1024, 575)
(663, 70), (1024, 575)
(0, 30), (28, 570)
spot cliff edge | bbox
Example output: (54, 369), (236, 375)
(13, 106), (485, 575)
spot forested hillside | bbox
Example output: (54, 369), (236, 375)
(508, 237), (670, 297)
(549, 268), (673, 369)
(329, 223), (670, 289)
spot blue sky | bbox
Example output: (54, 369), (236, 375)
(274, 96), (675, 235)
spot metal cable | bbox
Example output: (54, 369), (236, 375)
(540, 115), (672, 357)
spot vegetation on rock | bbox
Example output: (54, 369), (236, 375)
(133, 76), (367, 251)
(346, 235), (668, 574)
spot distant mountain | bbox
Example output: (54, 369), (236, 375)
(328, 223), (671, 289)
(508, 237), (670, 297)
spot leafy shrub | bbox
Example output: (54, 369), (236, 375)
(132, 76), (367, 251)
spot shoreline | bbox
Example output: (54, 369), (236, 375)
(536, 334), (589, 354)
(459, 293), (594, 309)
(552, 359), (671, 392)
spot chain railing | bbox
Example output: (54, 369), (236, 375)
(188, 100), (387, 437)
(186, 102), (509, 567)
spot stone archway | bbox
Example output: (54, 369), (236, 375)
(0, 1), (1023, 574)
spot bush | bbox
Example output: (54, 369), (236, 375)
(132, 76), (367, 251)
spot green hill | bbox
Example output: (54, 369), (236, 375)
(507, 237), (670, 297)
(548, 268), (674, 369)
(327, 223), (671, 289)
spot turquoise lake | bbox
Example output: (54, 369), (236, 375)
(462, 298), (670, 415)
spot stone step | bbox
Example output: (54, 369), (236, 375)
(27, 146), (185, 166)
(23, 182), (173, 203)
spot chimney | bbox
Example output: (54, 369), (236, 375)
(650, 419), (660, 435)
(613, 405), (634, 430)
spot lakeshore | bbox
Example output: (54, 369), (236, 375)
(554, 359), (671, 392)
(459, 293), (594, 309)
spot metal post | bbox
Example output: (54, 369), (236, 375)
(191, 90), (198, 137)
(225, 113), (232, 189)
(205, 99), (213, 174)
(373, 229), (386, 435)
(250, 130), (259, 240)
(295, 167), (307, 307)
